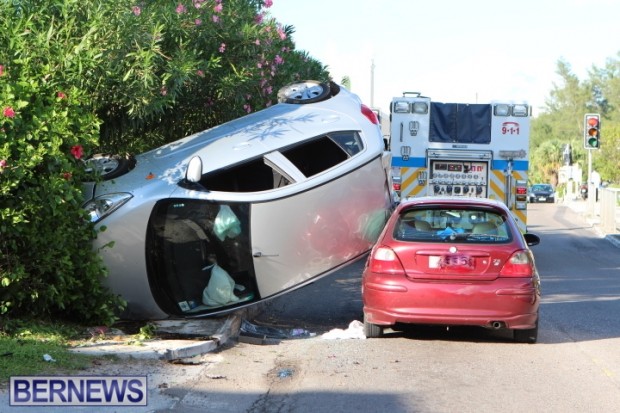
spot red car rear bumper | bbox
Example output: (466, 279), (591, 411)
(363, 273), (540, 329)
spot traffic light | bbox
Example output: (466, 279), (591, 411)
(584, 114), (600, 149)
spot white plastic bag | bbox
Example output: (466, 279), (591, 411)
(321, 320), (366, 340)
(202, 264), (240, 306)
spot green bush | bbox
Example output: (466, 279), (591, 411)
(0, 1), (123, 324)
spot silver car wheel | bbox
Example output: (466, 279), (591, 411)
(277, 80), (331, 104)
(84, 154), (134, 180)
(86, 155), (119, 175)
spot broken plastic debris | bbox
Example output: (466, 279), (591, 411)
(277, 368), (294, 378)
(290, 328), (316, 338)
(241, 320), (289, 339)
(43, 354), (56, 362)
(241, 320), (315, 339)
(321, 320), (366, 340)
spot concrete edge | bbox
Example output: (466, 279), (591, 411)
(69, 313), (245, 361)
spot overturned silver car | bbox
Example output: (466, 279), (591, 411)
(83, 81), (394, 319)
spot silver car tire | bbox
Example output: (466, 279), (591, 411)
(84, 153), (134, 180)
(277, 80), (332, 104)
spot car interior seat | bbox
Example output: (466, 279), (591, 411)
(414, 220), (432, 231)
(471, 221), (498, 235)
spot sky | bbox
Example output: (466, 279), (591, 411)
(268, 0), (620, 116)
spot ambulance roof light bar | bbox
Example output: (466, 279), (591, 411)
(393, 101), (428, 114)
(494, 104), (529, 117)
(412, 102), (428, 114)
(393, 101), (409, 113)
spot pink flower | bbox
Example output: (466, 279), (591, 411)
(274, 55), (283, 65)
(254, 13), (264, 24)
(0, 65), (4, 76)
(3, 107), (15, 118)
(277, 27), (286, 40)
(196, 69), (205, 77)
(243, 104), (252, 113)
(57, 91), (67, 99)
(212, 15), (219, 23)
(219, 43), (226, 53)
(254, 39), (260, 46)
(62, 172), (73, 180)
(264, 0), (273, 8)
(195, 18), (202, 25)
(70, 145), (83, 160)
(176, 3), (186, 14)
(0, 159), (6, 168)
(213, 3), (222, 13)
(132, 6), (141, 16)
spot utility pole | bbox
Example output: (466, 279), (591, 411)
(370, 59), (375, 108)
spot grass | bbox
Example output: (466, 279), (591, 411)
(0, 318), (120, 386)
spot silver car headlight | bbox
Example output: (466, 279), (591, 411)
(83, 193), (133, 223)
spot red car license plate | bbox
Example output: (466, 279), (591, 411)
(429, 255), (473, 269)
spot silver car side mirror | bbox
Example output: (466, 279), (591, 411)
(186, 156), (203, 183)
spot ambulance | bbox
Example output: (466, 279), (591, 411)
(389, 92), (531, 232)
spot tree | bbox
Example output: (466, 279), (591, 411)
(530, 57), (619, 185)
(92, 1), (330, 153)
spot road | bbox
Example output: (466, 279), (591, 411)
(3, 202), (619, 413)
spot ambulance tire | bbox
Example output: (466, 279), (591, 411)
(277, 80), (335, 104)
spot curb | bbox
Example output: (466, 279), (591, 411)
(605, 233), (620, 248)
(69, 309), (250, 361)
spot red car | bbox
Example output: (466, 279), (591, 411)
(362, 196), (541, 343)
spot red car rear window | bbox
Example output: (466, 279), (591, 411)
(393, 208), (512, 243)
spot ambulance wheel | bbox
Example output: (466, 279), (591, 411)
(277, 80), (334, 104)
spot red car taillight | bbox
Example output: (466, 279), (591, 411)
(499, 250), (534, 277)
(369, 246), (406, 275)
(361, 104), (379, 125)
(393, 183), (401, 191)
